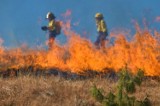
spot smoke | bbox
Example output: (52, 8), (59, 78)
(155, 16), (160, 22)
(0, 38), (4, 46)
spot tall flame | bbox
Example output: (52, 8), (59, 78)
(0, 11), (159, 76)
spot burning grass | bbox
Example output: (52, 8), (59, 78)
(0, 29), (160, 77)
(0, 18), (160, 76)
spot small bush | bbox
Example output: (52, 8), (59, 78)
(90, 85), (104, 103)
(90, 67), (151, 106)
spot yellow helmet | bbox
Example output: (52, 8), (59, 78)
(95, 13), (103, 18)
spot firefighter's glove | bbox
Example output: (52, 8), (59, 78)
(41, 26), (48, 31)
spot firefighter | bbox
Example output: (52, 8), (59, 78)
(41, 12), (57, 49)
(94, 13), (108, 49)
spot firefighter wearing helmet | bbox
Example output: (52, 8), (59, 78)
(41, 12), (57, 49)
(94, 13), (108, 49)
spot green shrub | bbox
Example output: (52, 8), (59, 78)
(90, 67), (151, 106)
(90, 85), (104, 103)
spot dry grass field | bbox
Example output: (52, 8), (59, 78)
(0, 75), (159, 106)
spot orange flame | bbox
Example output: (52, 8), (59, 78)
(0, 11), (160, 76)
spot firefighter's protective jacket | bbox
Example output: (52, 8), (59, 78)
(48, 19), (56, 31)
(96, 20), (107, 33)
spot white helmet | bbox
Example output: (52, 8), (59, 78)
(46, 12), (55, 19)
